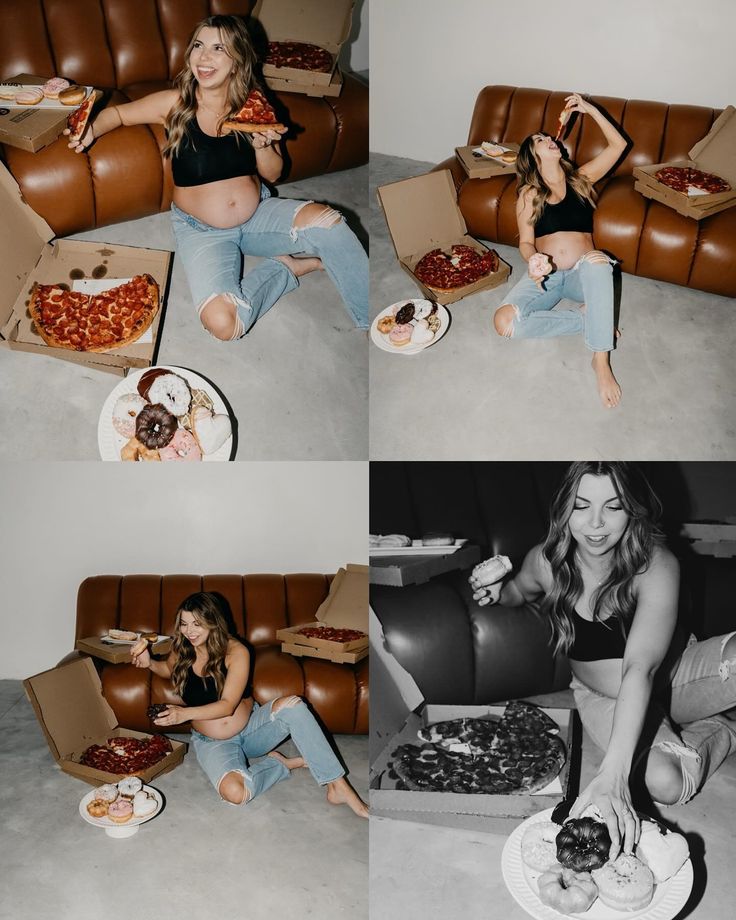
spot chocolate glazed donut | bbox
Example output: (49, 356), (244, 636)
(556, 818), (612, 871)
(135, 403), (178, 450)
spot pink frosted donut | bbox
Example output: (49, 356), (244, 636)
(112, 393), (147, 438)
(388, 323), (413, 347)
(159, 428), (202, 462)
(42, 77), (70, 98)
(107, 798), (134, 823)
(15, 88), (44, 105)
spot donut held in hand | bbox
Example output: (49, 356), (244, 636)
(537, 866), (598, 914)
(556, 817), (611, 872)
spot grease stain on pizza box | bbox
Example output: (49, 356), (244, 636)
(252, 0), (353, 87)
(377, 169), (511, 305)
(633, 105), (736, 220)
(370, 703), (581, 835)
(23, 657), (186, 787)
(277, 564), (368, 664)
(0, 159), (171, 375)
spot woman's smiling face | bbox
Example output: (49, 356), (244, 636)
(568, 473), (629, 557)
(189, 26), (232, 88)
(179, 611), (209, 648)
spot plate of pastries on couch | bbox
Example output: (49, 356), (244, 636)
(98, 366), (234, 461)
(502, 802), (693, 920)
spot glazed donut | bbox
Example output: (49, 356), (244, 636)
(377, 534), (411, 548)
(410, 320), (434, 345)
(117, 776), (143, 798)
(86, 798), (109, 818)
(120, 436), (161, 462)
(42, 77), (70, 98)
(93, 783), (119, 803)
(556, 817), (612, 872)
(132, 790), (158, 817)
(0, 85), (19, 101)
(107, 798), (134, 823)
(421, 532), (454, 546)
(591, 854), (655, 911)
(140, 632), (159, 643)
(537, 866), (598, 914)
(135, 403), (178, 450)
(15, 88), (44, 105)
(377, 315), (395, 334)
(146, 372), (192, 417)
(58, 85), (87, 106)
(158, 427), (203, 462)
(521, 821), (562, 872)
(112, 393), (147, 438)
(136, 367), (171, 400)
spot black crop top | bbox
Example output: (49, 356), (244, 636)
(535, 186), (594, 237)
(181, 666), (220, 706)
(568, 609), (628, 661)
(171, 117), (257, 188)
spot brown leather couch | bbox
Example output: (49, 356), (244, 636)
(435, 85), (736, 298)
(0, 0), (368, 236)
(66, 574), (368, 735)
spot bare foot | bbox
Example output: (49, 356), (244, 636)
(268, 751), (306, 771)
(591, 352), (622, 408)
(275, 254), (324, 278)
(326, 777), (369, 818)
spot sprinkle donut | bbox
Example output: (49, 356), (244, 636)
(107, 798), (134, 823)
(521, 820), (561, 871)
(42, 77), (70, 99)
(112, 393), (147, 438)
(93, 783), (120, 803)
(147, 372), (192, 417)
(159, 428), (203, 462)
(117, 776), (143, 798)
(592, 854), (655, 912)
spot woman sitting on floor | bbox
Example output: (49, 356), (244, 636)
(68, 14), (368, 338)
(492, 94), (627, 408)
(470, 461), (736, 857)
(130, 591), (368, 817)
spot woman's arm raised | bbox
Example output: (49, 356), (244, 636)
(569, 546), (680, 857)
(67, 89), (179, 152)
(566, 93), (627, 184)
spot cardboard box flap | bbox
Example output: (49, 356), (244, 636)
(688, 106), (736, 186)
(0, 161), (54, 332)
(23, 658), (117, 761)
(377, 170), (467, 261)
(314, 563), (368, 631)
(252, 0), (353, 48)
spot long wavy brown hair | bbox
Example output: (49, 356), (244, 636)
(541, 462), (665, 656)
(170, 592), (232, 699)
(516, 133), (597, 226)
(163, 15), (258, 159)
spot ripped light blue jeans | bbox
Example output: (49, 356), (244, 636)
(190, 699), (344, 805)
(571, 632), (736, 806)
(501, 251), (616, 351)
(171, 186), (369, 334)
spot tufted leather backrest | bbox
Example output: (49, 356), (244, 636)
(0, 0), (256, 88)
(76, 573), (333, 647)
(468, 85), (721, 179)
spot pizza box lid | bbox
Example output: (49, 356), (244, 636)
(687, 105), (736, 186)
(252, 0), (353, 85)
(314, 563), (368, 632)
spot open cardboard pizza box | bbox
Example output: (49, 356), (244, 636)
(23, 657), (186, 786)
(75, 635), (172, 665)
(455, 143), (520, 179)
(252, 0), (353, 87)
(633, 106), (736, 219)
(0, 160), (172, 375)
(264, 67), (344, 99)
(277, 563), (368, 664)
(377, 169), (511, 305)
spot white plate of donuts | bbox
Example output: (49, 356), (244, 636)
(371, 299), (449, 354)
(501, 808), (693, 920)
(98, 365), (234, 461)
(79, 779), (162, 838)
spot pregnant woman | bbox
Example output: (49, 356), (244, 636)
(492, 94), (627, 408)
(67, 14), (368, 337)
(131, 592), (367, 818)
(470, 461), (736, 857)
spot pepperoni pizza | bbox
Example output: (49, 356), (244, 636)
(66, 93), (94, 143)
(29, 274), (159, 352)
(266, 41), (333, 73)
(654, 166), (731, 195)
(81, 734), (172, 774)
(297, 626), (366, 642)
(223, 88), (286, 133)
(413, 245), (499, 293)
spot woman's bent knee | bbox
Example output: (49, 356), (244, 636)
(199, 294), (245, 341)
(218, 771), (248, 805)
(645, 751), (684, 805)
(292, 202), (341, 230)
(272, 695), (303, 716)
(494, 303), (516, 338)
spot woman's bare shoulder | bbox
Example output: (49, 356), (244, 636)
(524, 542), (552, 582)
(639, 543), (679, 583)
(225, 637), (249, 662)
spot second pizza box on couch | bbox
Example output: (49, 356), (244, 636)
(377, 169), (511, 305)
(633, 105), (736, 220)
(277, 563), (368, 664)
(23, 657), (186, 787)
(370, 702), (581, 835)
(0, 161), (171, 376)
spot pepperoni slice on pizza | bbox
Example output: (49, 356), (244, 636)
(66, 92), (95, 143)
(223, 88), (286, 134)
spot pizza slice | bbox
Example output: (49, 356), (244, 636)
(66, 92), (94, 143)
(223, 88), (286, 134)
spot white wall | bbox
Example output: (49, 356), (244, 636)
(371, 0), (736, 162)
(343, 0), (368, 73)
(0, 462), (368, 679)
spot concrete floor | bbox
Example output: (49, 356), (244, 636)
(0, 166), (368, 461)
(0, 680), (368, 920)
(370, 709), (736, 920)
(369, 153), (736, 460)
